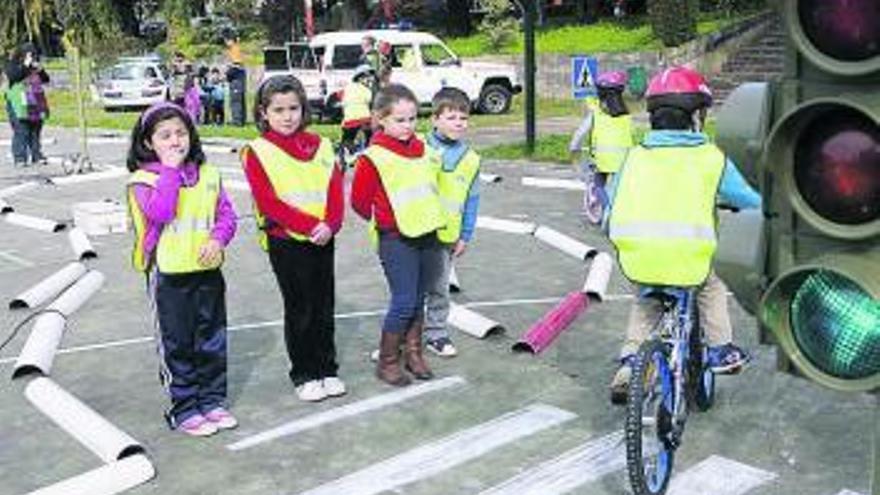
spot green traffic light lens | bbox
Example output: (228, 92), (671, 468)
(791, 270), (880, 380)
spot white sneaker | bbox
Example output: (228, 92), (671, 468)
(295, 380), (327, 402)
(322, 376), (347, 397)
(369, 349), (380, 362)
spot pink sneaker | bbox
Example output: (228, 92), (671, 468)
(177, 414), (218, 437)
(204, 407), (239, 430)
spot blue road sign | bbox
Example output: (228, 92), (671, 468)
(571, 56), (599, 99)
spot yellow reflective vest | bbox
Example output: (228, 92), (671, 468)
(363, 145), (445, 243)
(608, 144), (725, 287)
(245, 137), (336, 248)
(342, 81), (372, 124)
(127, 165), (222, 274)
(436, 148), (480, 244)
(591, 107), (633, 174)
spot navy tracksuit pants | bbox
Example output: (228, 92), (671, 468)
(151, 269), (228, 427)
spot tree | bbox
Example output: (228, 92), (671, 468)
(446, 0), (472, 35)
(648, 0), (697, 47)
(261, 0), (298, 44)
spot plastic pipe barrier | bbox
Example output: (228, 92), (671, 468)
(50, 167), (128, 186)
(46, 271), (105, 317)
(476, 216), (538, 235)
(448, 303), (505, 339)
(512, 291), (589, 354)
(12, 311), (67, 379)
(68, 228), (97, 260)
(479, 173), (502, 183)
(24, 377), (145, 463)
(9, 262), (87, 309)
(0, 197), (13, 214)
(0, 181), (38, 198)
(533, 226), (597, 260)
(582, 252), (613, 301)
(521, 177), (585, 191)
(449, 264), (461, 293)
(27, 454), (156, 495)
(4, 212), (65, 233)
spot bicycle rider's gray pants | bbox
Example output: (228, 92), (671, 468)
(619, 270), (734, 358)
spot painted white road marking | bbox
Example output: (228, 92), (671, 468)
(478, 431), (625, 495)
(521, 177), (586, 191)
(0, 250), (34, 267)
(833, 490), (867, 495)
(667, 455), (777, 495)
(228, 376), (467, 451)
(295, 404), (576, 495)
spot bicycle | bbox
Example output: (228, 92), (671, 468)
(568, 113), (609, 226)
(624, 287), (716, 495)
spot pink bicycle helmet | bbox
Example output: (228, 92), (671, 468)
(645, 66), (713, 113)
(595, 70), (628, 90)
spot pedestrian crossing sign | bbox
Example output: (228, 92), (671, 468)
(571, 56), (599, 99)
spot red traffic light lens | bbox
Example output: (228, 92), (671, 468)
(798, 0), (880, 62)
(794, 108), (880, 226)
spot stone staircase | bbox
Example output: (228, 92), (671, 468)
(711, 16), (785, 105)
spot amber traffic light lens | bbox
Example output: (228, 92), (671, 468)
(798, 0), (880, 62)
(794, 108), (880, 226)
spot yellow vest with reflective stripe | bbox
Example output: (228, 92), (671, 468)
(342, 81), (372, 123)
(363, 145), (444, 240)
(608, 144), (725, 287)
(591, 108), (633, 173)
(127, 165), (222, 274)
(246, 137), (335, 247)
(436, 148), (480, 244)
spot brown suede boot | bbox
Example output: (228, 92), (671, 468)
(376, 331), (410, 387)
(404, 321), (434, 380)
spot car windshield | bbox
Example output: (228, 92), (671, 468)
(288, 44), (319, 70)
(421, 43), (456, 66)
(109, 64), (150, 80)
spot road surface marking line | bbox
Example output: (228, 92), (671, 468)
(294, 403), (576, 495)
(0, 250), (34, 267)
(227, 376), (467, 451)
(667, 455), (777, 495)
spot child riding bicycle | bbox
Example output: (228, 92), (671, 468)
(605, 66), (761, 405)
(340, 64), (377, 165)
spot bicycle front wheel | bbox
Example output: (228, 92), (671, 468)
(625, 339), (675, 495)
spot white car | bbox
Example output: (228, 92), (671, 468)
(95, 61), (170, 111)
(263, 30), (522, 120)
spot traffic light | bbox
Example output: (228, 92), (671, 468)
(716, 0), (879, 393)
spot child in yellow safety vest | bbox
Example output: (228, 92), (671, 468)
(351, 83), (445, 387)
(340, 64), (376, 162)
(126, 102), (238, 437)
(423, 87), (482, 358)
(241, 75), (346, 403)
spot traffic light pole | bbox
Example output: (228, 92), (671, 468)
(523, 0), (536, 155)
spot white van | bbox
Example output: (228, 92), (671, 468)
(263, 30), (522, 120)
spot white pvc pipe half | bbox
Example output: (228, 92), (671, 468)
(4, 212), (65, 233)
(24, 377), (145, 464)
(49, 167), (128, 185)
(448, 303), (505, 339)
(0, 196), (13, 214)
(9, 262), (87, 309)
(26, 454), (155, 495)
(0, 181), (38, 198)
(479, 173), (502, 183)
(476, 216), (537, 235)
(582, 252), (613, 301)
(47, 271), (105, 317)
(68, 227), (97, 260)
(448, 264), (461, 293)
(12, 311), (66, 379)
(533, 226), (597, 260)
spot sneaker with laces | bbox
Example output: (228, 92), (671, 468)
(204, 407), (238, 430)
(426, 337), (457, 358)
(177, 414), (218, 437)
(295, 380), (327, 402)
(322, 376), (347, 397)
(707, 343), (750, 374)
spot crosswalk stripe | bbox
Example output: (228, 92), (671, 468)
(477, 431), (625, 495)
(295, 403), (577, 495)
(833, 490), (866, 495)
(227, 376), (467, 451)
(667, 455), (777, 495)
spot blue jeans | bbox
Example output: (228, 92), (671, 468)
(377, 232), (444, 333)
(6, 100), (43, 164)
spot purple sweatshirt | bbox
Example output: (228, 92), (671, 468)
(132, 162), (237, 258)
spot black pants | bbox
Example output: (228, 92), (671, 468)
(6, 100), (44, 164)
(151, 269), (228, 427)
(267, 236), (338, 386)
(229, 75), (246, 126)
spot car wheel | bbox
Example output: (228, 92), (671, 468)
(478, 84), (512, 114)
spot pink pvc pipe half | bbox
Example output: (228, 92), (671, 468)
(512, 291), (589, 354)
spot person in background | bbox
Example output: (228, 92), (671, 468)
(207, 68), (226, 126)
(3, 43), (50, 167)
(340, 64), (376, 163)
(183, 74), (202, 124)
(359, 35), (381, 72)
(225, 36), (247, 126)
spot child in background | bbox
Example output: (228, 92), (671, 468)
(351, 83), (445, 386)
(340, 64), (376, 162)
(208, 68), (226, 126)
(423, 87), (481, 358)
(126, 102), (238, 437)
(242, 75), (346, 402)
(183, 74), (202, 124)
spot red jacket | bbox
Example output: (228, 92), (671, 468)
(350, 131), (427, 233)
(243, 129), (344, 239)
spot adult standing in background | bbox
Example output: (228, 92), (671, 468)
(225, 35), (247, 126)
(168, 51), (191, 107)
(3, 43), (50, 167)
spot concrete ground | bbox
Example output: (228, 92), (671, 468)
(0, 125), (874, 495)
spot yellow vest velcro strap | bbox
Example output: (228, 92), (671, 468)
(280, 190), (326, 206)
(609, 221), (715, 241)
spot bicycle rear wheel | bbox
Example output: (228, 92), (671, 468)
(626, 339), (675, 495)
(687, 312), (716, 412)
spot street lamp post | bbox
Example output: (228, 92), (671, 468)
(522, 0), (536, 155)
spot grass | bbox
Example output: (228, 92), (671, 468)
(447, 11), (762, 57)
